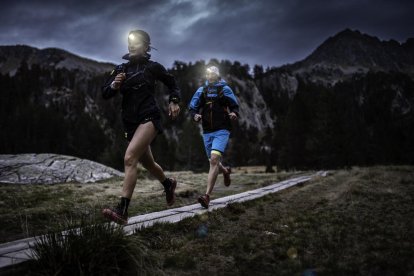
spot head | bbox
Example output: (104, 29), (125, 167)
(206, 66), (220, 83)
(128, 30), (151, 58)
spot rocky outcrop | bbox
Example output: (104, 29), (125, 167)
(0, 154), (123, 184)
(229, 75), (274, 131)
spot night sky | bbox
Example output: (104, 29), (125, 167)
(1, 0), (413, 68)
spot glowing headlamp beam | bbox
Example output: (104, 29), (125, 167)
(206, 66), (219, 76)
(128, 33), (137, 41)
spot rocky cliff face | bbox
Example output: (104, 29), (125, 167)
(227, 75), (274, 131)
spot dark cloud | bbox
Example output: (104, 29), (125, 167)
(1, 0), (413, 68)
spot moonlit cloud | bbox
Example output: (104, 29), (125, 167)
(0, 0), (413, 68)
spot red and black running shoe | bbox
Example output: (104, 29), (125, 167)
(198, 194), (210, 209)
(165, 178), (177, 206)
(223, 167), (232, 187)
(102, 204), (128, 225)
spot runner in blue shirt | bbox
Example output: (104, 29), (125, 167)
(189, 65), (239, 208)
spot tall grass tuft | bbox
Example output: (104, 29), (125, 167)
(29, 218), (160, 275)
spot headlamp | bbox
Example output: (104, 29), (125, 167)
(127, 30), (155, 52)
(128, 31), (149, 45)
(128, 33), (137, 41)
(206, 66), (220, 76)
(128, 33), (144, 45)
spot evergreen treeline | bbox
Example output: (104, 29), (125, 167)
(0, 62), (113, 165)
(1, 60), (413, 171)
(263, 72), (414, 170)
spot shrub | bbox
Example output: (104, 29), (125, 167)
(29, 219), (160, 275)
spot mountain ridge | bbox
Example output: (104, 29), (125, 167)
(1, 28), (413, 81)
(0, 44), (114, 76)
(281, 29), (414, 86)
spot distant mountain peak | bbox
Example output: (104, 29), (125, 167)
(305, 29), (383, 65)
(0, 44), (114, 76)
(288, 28), (414, 84)
(334, 28), (363, 38)
(333, 28), (376, 39)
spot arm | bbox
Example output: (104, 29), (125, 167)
(189, 87), (204, 120)
(102, 65), (125, 99)
(150, 62), (181, 103)
(223, 85), (240, 117)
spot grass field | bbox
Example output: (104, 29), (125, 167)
(136, 166), (414, 275)
(1, 166), (413, 275)
(0, 166), (302, 243)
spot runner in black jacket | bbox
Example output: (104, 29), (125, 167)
(102, 30), (181, 225)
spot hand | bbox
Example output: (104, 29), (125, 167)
(229, 112), (238, 120)
(110, 73), (126, 90)
(194, 114), (202, 122)
(169, 102), (180, 120)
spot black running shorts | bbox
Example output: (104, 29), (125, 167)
(123, 114), (163, 142)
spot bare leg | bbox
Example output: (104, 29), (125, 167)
(218, 162), (227, 173)
(122, 122), (157, 199)
(139, 146), (166, 182)
(206, 153), (221, 195)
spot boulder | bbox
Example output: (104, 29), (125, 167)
(0, 154), (124, 184)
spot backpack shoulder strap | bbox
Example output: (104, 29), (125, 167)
(217, 85), (224, 98)
(202, 85), (208, 97)
(197, 85), (207, 107)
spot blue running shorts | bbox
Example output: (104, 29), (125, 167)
(202, 129), (230, 159)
